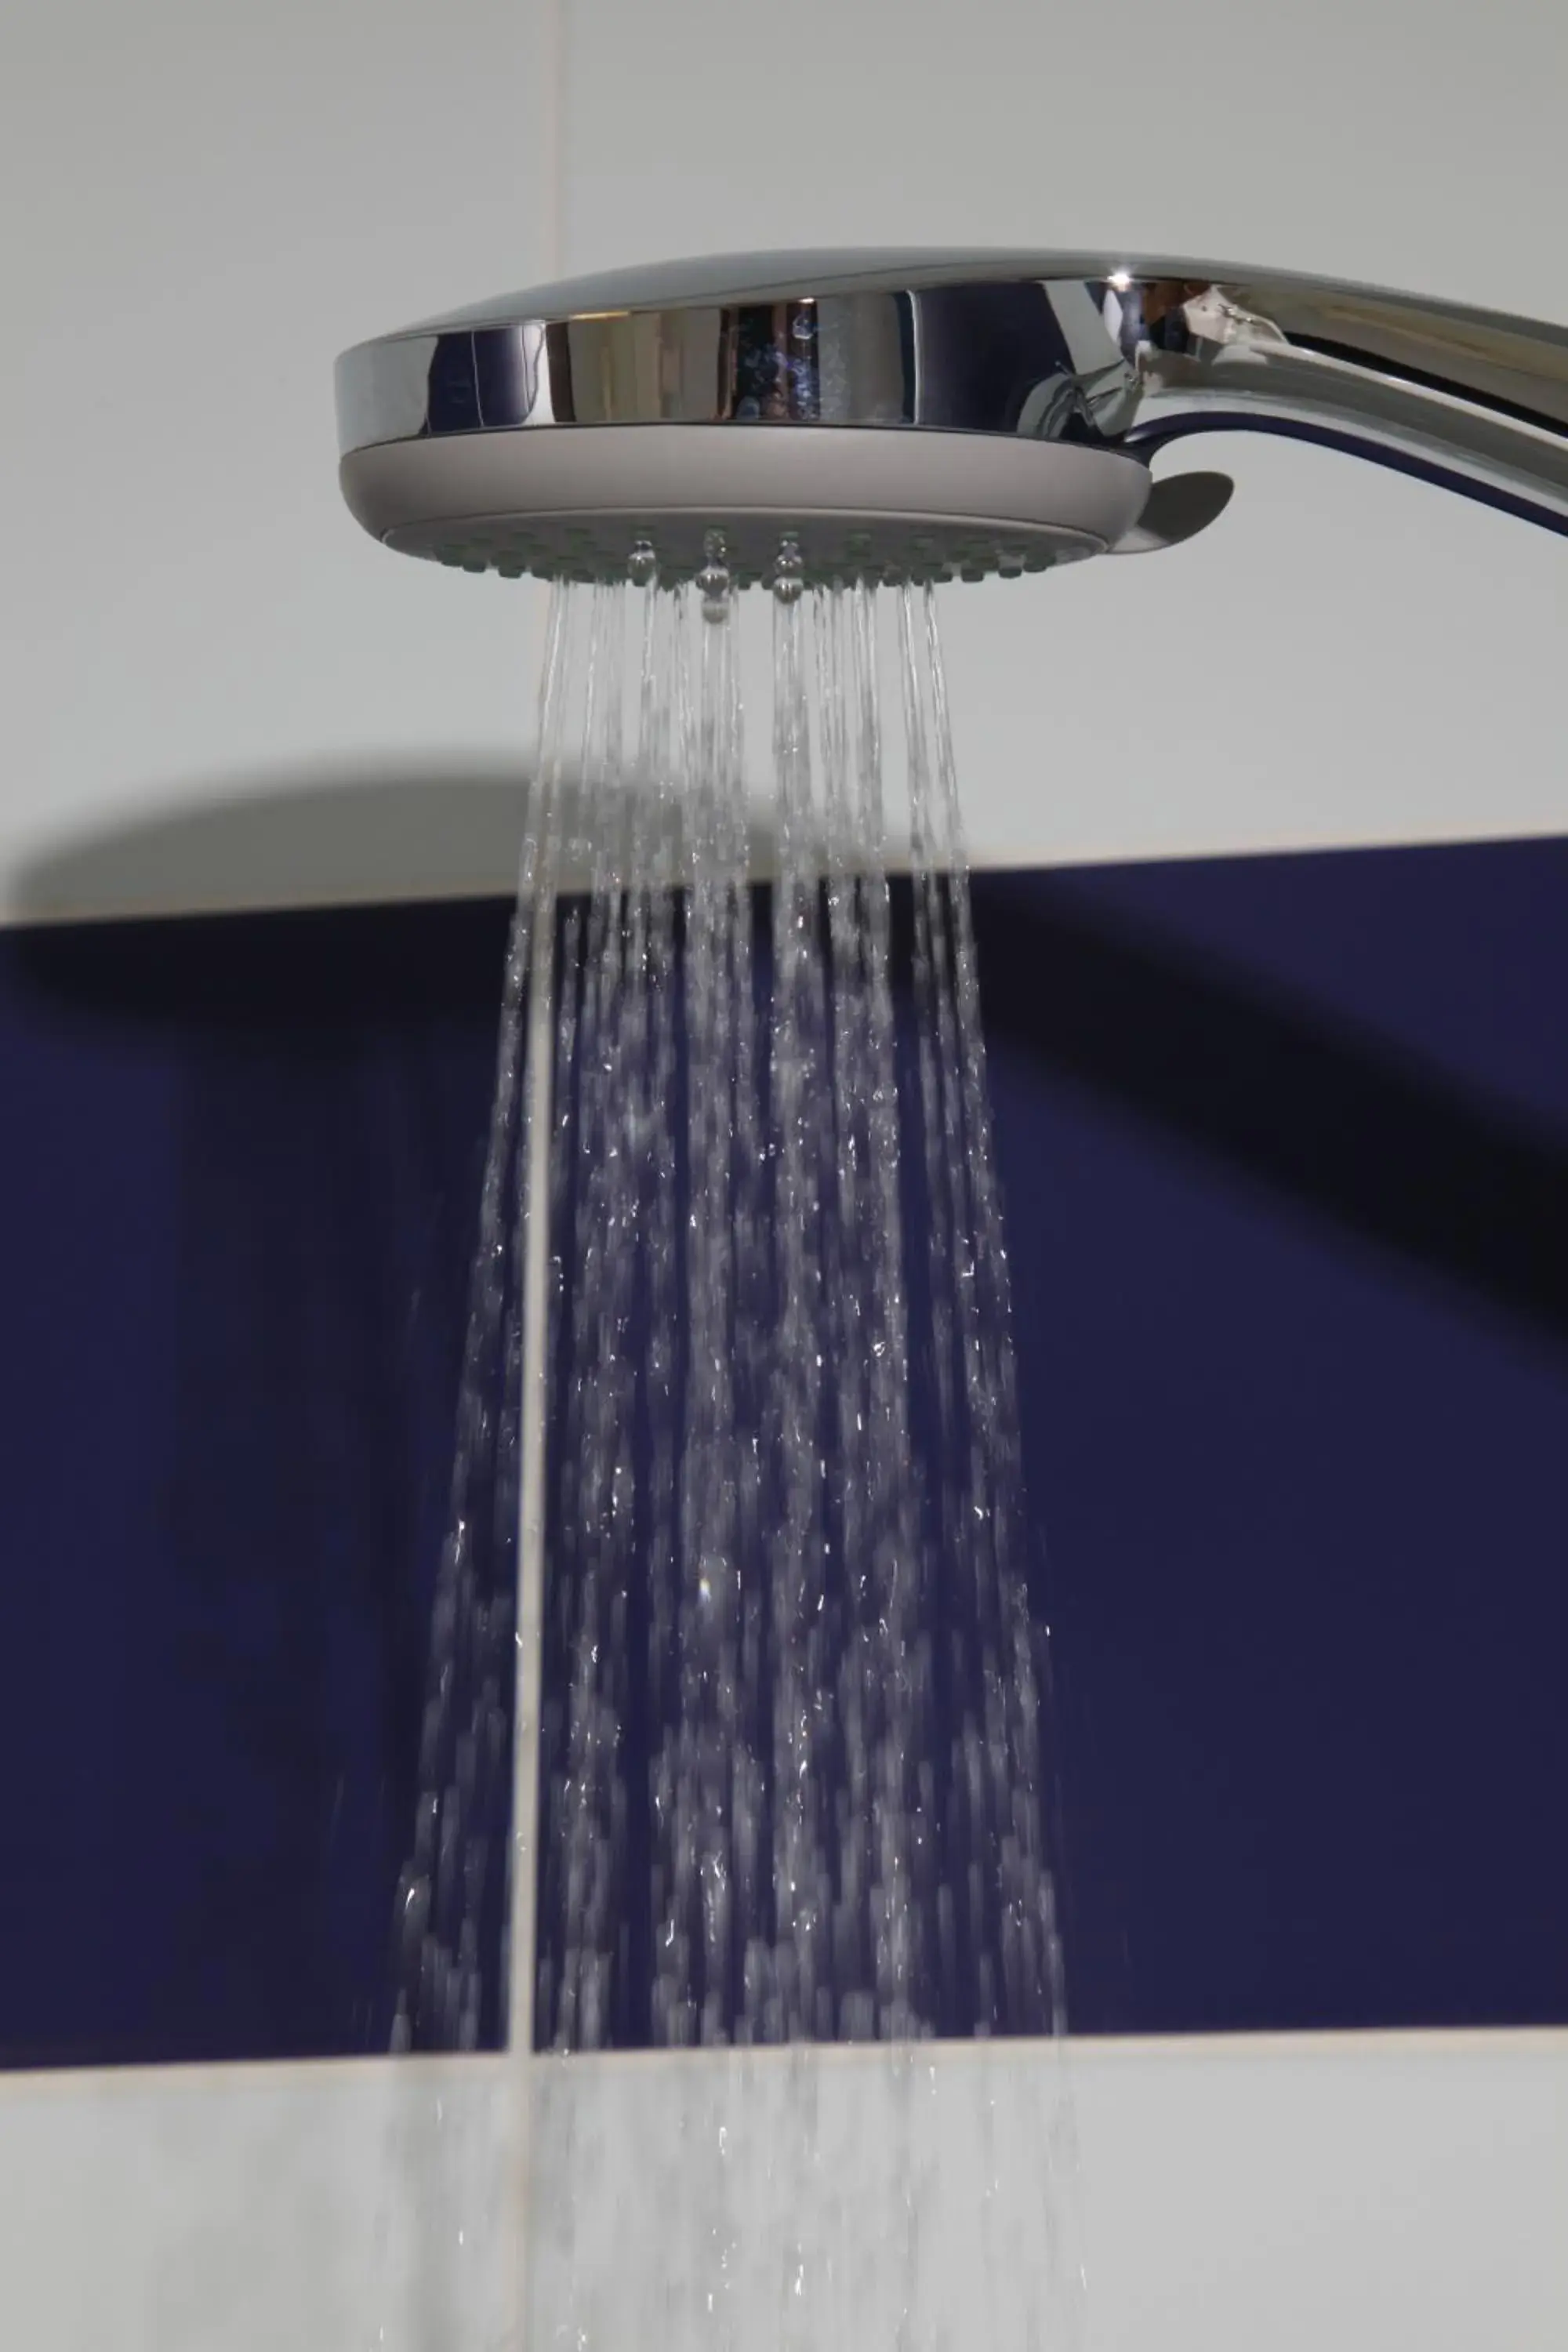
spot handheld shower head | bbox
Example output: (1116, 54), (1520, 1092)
(335, 249), (1568, 586)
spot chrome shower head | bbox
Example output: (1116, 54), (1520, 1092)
(335, 250), (1568, 587)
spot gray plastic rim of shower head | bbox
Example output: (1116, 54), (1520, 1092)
(338, 423), (1159, 586)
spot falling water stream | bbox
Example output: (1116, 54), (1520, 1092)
(391, 547), (1080, 2349)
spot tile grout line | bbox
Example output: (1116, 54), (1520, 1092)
(5, 2022), (1566, 2105)
(542, 0), (567, 278)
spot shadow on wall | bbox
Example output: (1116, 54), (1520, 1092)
(5, 757), (806, 926)
(8, 758), (543, 924)
(972, 865), (1568, 1364)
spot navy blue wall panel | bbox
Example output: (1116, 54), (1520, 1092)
(978, 851), (1568, 2032)
(0, 906), (505, 2064)
(2, 839), (1566, 2065)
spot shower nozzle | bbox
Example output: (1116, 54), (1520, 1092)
(335, 250), (1568, 585)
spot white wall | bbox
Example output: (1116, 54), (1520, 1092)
(0, 0), (556, 920)
(3, 2035), (1566, 2350)
(2, 0), (1565, 919)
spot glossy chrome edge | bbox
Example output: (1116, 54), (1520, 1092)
(335, 252), (1568, 534)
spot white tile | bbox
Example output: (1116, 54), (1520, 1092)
(0, 0), (555, 921)
(0, 2057), (514, 2352)
(3, 2034), (1565, 2349)
(528, 2034), (1568, 2352)
(556, 0), (1568, 317)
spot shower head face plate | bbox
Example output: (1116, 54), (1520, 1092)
(338, 423), (1154, 586)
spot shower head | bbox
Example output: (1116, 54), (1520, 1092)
(335, 250), (1568, 588)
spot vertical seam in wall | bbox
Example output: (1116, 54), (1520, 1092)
(543, 0), (568, 276)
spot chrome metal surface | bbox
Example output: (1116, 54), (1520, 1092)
(336, 250), (1568, 564)
(1121, 269), (1568, 534)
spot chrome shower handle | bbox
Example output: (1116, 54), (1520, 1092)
(1117, 265), (1568, 535)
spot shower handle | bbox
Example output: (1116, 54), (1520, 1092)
(1116, 265), (1568, 538)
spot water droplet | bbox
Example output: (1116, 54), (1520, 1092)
(697, 530), (732, 622)
(771, 533), (806, 603)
